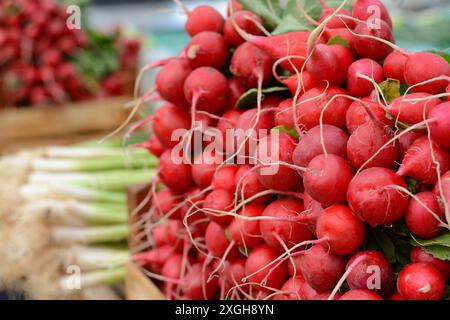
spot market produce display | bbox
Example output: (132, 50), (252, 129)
(0, 0), (140, 108)
(131, 0), (450, 300)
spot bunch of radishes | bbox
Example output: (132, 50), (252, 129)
(133, 0), (450, 300)
(0, 0), (140, 107)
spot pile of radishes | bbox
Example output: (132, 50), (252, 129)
(133, 0), (450, 300)
(0, 0), (140, 107)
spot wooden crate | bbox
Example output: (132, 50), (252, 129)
(125, 183), (165, 300)
(0, 96), (133, 153)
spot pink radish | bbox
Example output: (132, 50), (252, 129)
(397, 136), (450, 186)
(273, 278), (303, 300)
(383, 50), (408, 83)
(353, 20), (394, 61)
(433, 170), (450, 214)
(316, 204), (365, 255)
(203, 189), (234, 225)
(345, 97), (391, 134)
(185, 5), (225, 36)
(230, 42), (273, 87)
(152, 103), (190, 148)
(155, 58), (192, 106)
(293, 124), (349, 167)
(298, 244), (346, 292)
(340, 289), (383, 300)
(398, 131), (423, 154)
(191, 150), (220, 188)
(216, 109), (242, 156)
(346, 250), (394, 297)
(274, 99), (295, 127)
(137, 135), (165, 157)
(352, 0), (393, 28)
(245, 244), (288, 290)
(404, 52), (450, 94)
(324, 28), (354, 51)
(410, 247), (450, 280)
(224, 78), (247, 111)
(281, 72), (316, 96)
(229, 204), (265, 249)
(224, 10), (263, 47)
(205, 221), (238, 258)
(296, 86), (352, 130)
(347, 58), (385, 97)
(185, 31), (229, 69)
(397, 263), (445, 300)
(259, 198), (314, 252)
(184, 66), (228, 114)
(158, 150), (193, 194)
(388, 93), (441, 126)
(182, 264), (220, 300)
(152, 188), (182, 219)
(318, 1), (355, 29)
(234, 165), (272, 204)
(404, 191), (444, 239)
(306, 44), (354, 86)
(302, 192), (325, 232)
(428, 102), (450, 149)
(347, 167), (410, 227)
(255, 132), (301, 191)
(212, 165), (239, 193)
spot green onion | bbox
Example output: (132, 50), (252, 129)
(59, 266), (126, 291)
(51, 224), (129, 244)
(29, 169), (157, 191)
(33, 154), (158, 172)
(65, 245), (130, 270)
(67, 201), (127, 225)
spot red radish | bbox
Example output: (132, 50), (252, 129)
(347, 58), (385, 97)
(353, 20), (394, 61)
(229, 204), (265, 248)
(138, 135), (165, 157)
(346, 251), (394, 297)
(296, 274), (322, 300)
(259, 198), (314, 252)
(296, 86), (352, 130)
(152, 188), (182, 219)
(205, 221), (238, 258)
(161, 253), (184, 298)
(184, 66), (228, 114)
(234, 165), (272, 204)
(433, 171), (450, 214)
(224, 11), (263, 47)
(397, 263), (445, 300)
(274, 99), (296, 127)
(224, 78), (247, 110)
(410, 247), (450, 280)
(316, 204), (365, 255)
(152, 103), (190, 148)
(298, 244), (346, 292)
(203, 189), (234, 225)
(389, 291), (404, 300)
(383, 51), (408, 83)
(152, 224), (169, 248)
(304, 154), (355, 206)
(428, 102), (450, 149)
(180, 186), (207, 225)
(282, 72), (316, 96)
(191, 150), (220, 188)
(318, 2), (355, 29)
(273, 277), (303, 300)
(182, 264), (220, 300)
(347, 120), (400, 170)
(259, 95), (285, 110)
(212, 165), (239, 193)
(388, 93), (441, 126)
(314, 291), (342, 300)
(227, 0), (243, 16)
(404, 52), (450, 94)
(340, 289), (383, 300)
(398, 136), (450, 186)
(155, 59), (192, 106)
(446, 83), (450, 101)
(185, 31), (229, 69)
(347, 167), (410, 227)
(185, 5), (225, 37)
(221, 259), (246, 295)
(324, 28), (354, 51)
(345, 97), (391, 134)
(398, 131), (423, 154)
(133, 245), (173, 272)
(352, 0), (393, 28)
(287, 255), (303, 277)
(302, 192), (325, 232)
(293, 125), (349, 168)
(216, 109), (242, 156)
(245, 244), (288, 290)
(404, 192), (444, 239)
(158, 150), (193, 194)
(306, 44), (354, 86)
(255, 133), (301, 191)
(230, 42), (273, 87)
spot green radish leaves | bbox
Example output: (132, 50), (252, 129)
(238, 0), (283, 29)
(428, 50), (450, 64)
(410, 232), (450, 261)
(271, 125), (300, 139)
(327, 35), (350, 49)
(236, 86), (289, 109)
(379, 78), (402, 103)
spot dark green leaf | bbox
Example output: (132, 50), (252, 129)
(271, 125), (300, 139)
(399, 84), (409, 95)
(238, 246), (249, 257)
(236, 86), (289, 109)
(327, 35), (350, 49)
(372, 228), (397, 264)
(225, 228), (232, 242)
(410, 232), (450, 248)
(272, 14), (313, 35)
(428, 50), (450, 64)
(239, 0), (282, 29)
(379, 78), (402, 103)
(405, 177), (421, 195)
(444, 286), (450, 300)
(420, 245), (450, 261)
